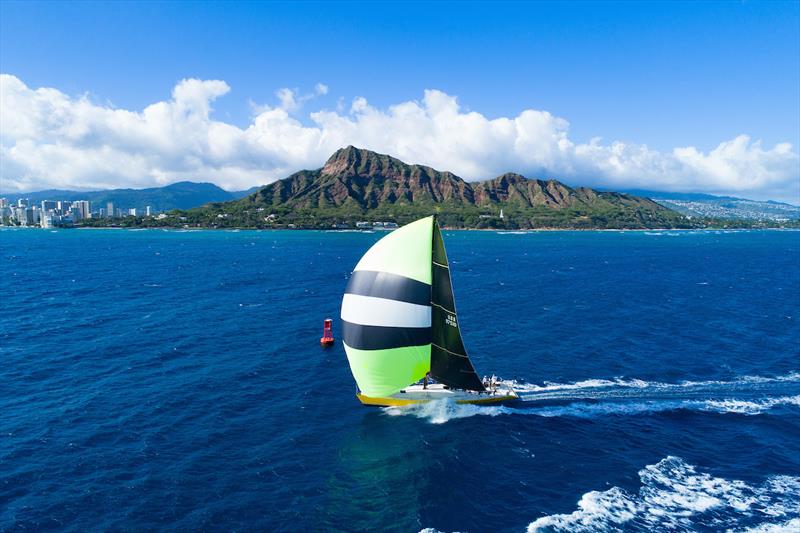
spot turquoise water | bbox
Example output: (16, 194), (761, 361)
(1, 228), (799, 531)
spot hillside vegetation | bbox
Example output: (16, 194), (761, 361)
(179, 147), (693, 229)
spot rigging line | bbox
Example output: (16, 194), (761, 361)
(432, 261), (449, 269)
(432, 343), (469, 358)
(431, 302), (456, 314)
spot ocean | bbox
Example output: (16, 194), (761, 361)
(1, 227), (799, 532)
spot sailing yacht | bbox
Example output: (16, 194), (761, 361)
(341, 216), (519, 406)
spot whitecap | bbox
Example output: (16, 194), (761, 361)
(702, 396), (800, 415)
(527, 457), (800, 532)
(733, 517), (800, 532)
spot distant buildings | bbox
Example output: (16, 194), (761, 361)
(0, 195), (160, 228)
(355, 221), (398, 229)
(40, 210), (55, 229)
(69, 205), (84, 221)
(73, 200), (91, 219)
(655, 198), (800, 222)
(2, 199), (86, 228)
(16, 207), (35, 226)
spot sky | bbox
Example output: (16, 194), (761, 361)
(1, 1), (798, 202)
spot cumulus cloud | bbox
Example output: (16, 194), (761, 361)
(1, 74), (797, 202)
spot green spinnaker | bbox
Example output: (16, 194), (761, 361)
(343, 216), (434, 396)
(354, 216), (433, 284)
(343, 344), (431, 397)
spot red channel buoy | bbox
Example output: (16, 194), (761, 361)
(320, 318), (334, 347)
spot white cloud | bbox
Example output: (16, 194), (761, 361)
(1, 74), (797, 202)
(275, 87), (299, 112)
(272, 82), (329, 112)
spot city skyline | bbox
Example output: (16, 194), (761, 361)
(0, 196), (159, 228)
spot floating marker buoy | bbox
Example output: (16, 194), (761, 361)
(320, 318), (334, 347)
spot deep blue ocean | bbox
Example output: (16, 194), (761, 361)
(2, 227), (799, 532)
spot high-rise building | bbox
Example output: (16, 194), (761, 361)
(57, 200), (72, 213)
(17, 198), (29, 208)
(145, 206), (152, 216)
(73, 200), (91, 219)
(15, 207), (34, 225)
(41, 200), (57, 212)
(0, 198), (7, 208)
(41, 211), (53, 228)
(128, 208), (137, 216)
(107, 202), (114, 218)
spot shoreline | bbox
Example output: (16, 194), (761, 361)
(3, 225), (798, 233)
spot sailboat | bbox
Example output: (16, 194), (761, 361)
(341, 215), (519, 406)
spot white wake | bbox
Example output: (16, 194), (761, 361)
(384, 373), (800, 424)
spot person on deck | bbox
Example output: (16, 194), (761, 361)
(423, 372), (431, 389)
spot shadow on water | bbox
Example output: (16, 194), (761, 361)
(321, 411), (435, 533)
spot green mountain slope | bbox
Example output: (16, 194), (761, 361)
(189, 147), (689, 229)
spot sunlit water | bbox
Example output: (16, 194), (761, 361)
(1, 228), (798, 531)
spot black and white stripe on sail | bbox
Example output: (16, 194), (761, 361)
(341, 270), (432, 351)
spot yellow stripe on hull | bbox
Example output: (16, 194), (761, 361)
(357, 392), (519, 407)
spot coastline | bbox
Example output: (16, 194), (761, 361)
(4, 225), (798, 233)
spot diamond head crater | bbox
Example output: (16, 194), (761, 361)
(16, 147), (799, 230)
(176, 147), (692, 230)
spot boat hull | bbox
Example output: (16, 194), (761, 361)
(356, 383), (519, 406)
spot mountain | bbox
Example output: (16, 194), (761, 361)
(619, 189), (800, 221)
(7, 181), (258, 212)
(245, 147), (474, 208)
(193, 147), (691, 229)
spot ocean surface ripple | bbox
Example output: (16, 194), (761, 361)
(1, 228), (798, 532)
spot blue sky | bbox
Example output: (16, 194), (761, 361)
(1, 1), (799, 201)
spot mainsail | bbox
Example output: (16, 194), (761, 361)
(430, 223), (486, 391)
(341, 216), (485, 397)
